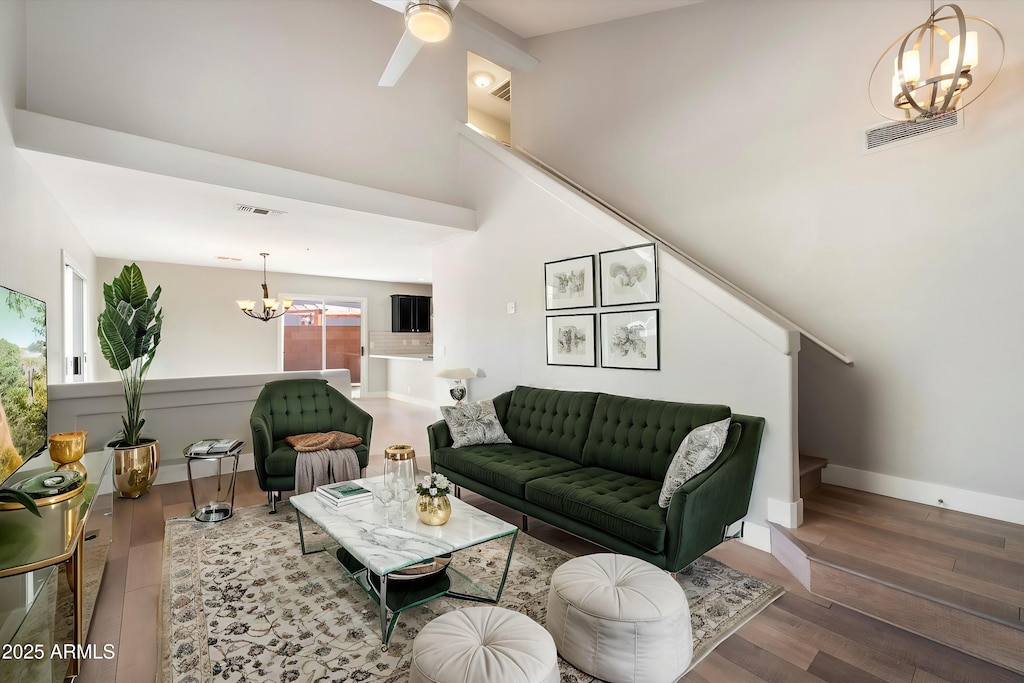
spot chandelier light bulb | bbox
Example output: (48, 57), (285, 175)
(949, 31), (978, 69)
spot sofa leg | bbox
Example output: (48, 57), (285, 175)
(360, 467), (367, 478)
(722, 521), (744, 541)
(268, 490), (278, 514)
(521, 514), (529, 532)
(454, 485), (461, 499)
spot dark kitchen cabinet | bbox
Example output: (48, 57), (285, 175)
(391, 295), (431, 333)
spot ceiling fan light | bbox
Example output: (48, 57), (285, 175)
(406, 2), (452, 43)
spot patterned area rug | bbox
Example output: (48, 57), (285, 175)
(161, 502), (782, 683)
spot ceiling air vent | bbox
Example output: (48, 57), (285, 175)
(863, 110), (962, 153)
(235, 203), (286, 216)
(490, 80), (511, 102)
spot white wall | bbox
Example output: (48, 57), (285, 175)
(433, 136), (799, 536)
(24, 0), (467, 206)
(514, 0), (1024, 505)
(0, 0), (97, 410)
(93, 258), (431, 388)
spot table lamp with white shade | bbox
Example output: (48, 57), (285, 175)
(436, 367), (476, 404)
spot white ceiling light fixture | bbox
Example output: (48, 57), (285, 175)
(236, 253), (293, 322)
(405, 0), (452, 42)
(869, 1), (1003, 121)
(470, 71), (494, 88)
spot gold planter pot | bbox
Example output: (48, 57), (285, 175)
(112, 439), (160, 499)
(416, 493), (451, 526)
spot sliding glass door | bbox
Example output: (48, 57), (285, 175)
(281, 297), (366, 391)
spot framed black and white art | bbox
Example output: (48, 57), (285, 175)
(598, 243), (658, 307)
(600, 309), (660, 370)
(544, 255), (596, 310)
(546, 314), (597, 367)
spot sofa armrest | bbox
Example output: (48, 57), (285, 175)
(663, 414), (765, 570)
(427, 419), (453, 469)
(336, 399), (374, 461)
(249, 410), (273, 490)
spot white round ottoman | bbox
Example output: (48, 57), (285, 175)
(546, 554), (692, 683)
(410, 606), (559, 683)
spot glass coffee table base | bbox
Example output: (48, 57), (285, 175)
(320, 529), (518, 650)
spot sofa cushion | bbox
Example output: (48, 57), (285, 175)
(432, 444), (581, 498)
(503, 386), (599, 463)
(658, 417), (731, 508)
(525, 468), (665, 553)
(582, 395), (731, 480)
(441, 400), (512, 447)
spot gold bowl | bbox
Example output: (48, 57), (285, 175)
(48, 430), (88, 466)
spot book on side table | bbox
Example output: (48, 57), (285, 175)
(187, 438), (243, 455)
(316, 481), (371, 509)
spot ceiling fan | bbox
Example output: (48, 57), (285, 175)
(371, 0), (539, 87)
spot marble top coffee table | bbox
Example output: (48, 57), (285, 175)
(289, 476), (519, 649)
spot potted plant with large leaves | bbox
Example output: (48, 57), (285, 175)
(97, 264), (163, 498)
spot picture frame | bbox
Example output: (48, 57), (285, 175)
(546, 314), (597, 367)
(544, 255), (596, 310)
(600, 309), (660, 370)
(598, 243), (658, 307)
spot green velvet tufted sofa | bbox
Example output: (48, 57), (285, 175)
(428, 385), (764, 572)
(250, 378), (373, 512)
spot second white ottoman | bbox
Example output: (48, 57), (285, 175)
(546, 554), (692, 683)
(410, 606), (559, 683)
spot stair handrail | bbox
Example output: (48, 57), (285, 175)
(511, 145), (854, 366)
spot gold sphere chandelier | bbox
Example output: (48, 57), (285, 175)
(236, 253), (293, 322)
(869, 2), (1004, 121)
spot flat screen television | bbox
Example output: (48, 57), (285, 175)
(0, 284), (48, 484)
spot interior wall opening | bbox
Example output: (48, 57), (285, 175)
(467, 51), (511, 145)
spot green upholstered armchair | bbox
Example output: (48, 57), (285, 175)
(249, 378), (373, 513)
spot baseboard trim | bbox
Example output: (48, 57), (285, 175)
(737, 520), (771, 553)
(822, 465), (1024, 526)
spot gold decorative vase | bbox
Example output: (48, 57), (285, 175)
(49, 430), (88, 473)
(112, 439), (160, 499)
(416, 493), (451, 526)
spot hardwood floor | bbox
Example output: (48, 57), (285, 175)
(78, 400), (1024, 683)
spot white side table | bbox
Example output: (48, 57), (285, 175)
(184, 440), (244, 522)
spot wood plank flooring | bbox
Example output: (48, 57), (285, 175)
(76, 400), (1023, 683)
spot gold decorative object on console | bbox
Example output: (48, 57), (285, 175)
(416, 493), (451, 526)
(112, 441), (160, 499)
(49, 431), (88, 473)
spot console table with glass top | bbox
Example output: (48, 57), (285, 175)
(0, 450), (114, 683)
(289, 476), (518, 649)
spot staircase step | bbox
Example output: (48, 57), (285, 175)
(770, 487), (1024, 675)
(798, 454), (828, 497)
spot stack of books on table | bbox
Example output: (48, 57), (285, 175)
(316, 481), (372, 509)
(188, 438), (243, 455)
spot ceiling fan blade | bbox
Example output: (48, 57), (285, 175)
(370, 0), (408, 12)
(378, 29), (424, 87)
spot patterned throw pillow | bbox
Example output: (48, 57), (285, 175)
(441, 400), (512, 448)
(658, 417), (731, 508)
